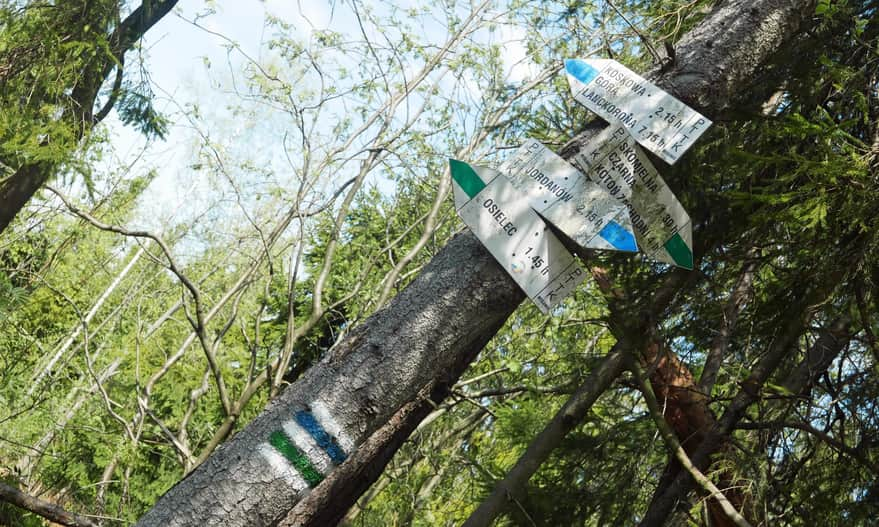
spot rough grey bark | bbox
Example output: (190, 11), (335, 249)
(279, 381), (445, 527)
(652, 0), (816, 111)
(136, 232), (524, 526)
(560, 0), (818, 158)
(137, 1), (819, 525)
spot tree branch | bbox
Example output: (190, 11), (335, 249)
(112, 1), (180, 59)
(461, 344), (628, 527)
(736, 421), (878, 474)
(632, 361), (753, 527)
(0, 481), (98, 527)
(47, 185), (233, 417)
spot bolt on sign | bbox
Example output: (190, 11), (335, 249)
(450, 159), (587, 313)
(498, 139), (637, 254)
(572, 125), (694, 269)
(564, 58), (712, 165)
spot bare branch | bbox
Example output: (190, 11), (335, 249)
(47, 185), (234, 417)
(0, 481), (98, 527)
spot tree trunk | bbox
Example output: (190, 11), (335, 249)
(0, 0), (179, 235)
(461, 345), (628, 527)
(135, 232), (524, 526)
(279, 382), (473, 527)
(136, 0), (820, 525)
(638, 291), (850, 527)
(0, 163), (49, 234)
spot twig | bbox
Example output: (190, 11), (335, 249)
(47, 185), (233, 417)
(606, 0), (663, 64)
(632, 361), (753, 527)
(737, 420), (879, 474)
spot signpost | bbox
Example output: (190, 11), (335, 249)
(449, 58), (708, 310)
(572, 125), (694, 269)
(564, 58), (711, 165)
(450, 159), (587, 313)
(498, 139), (637, 253)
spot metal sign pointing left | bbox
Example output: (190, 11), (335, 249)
(450, 159), (587, 313)
(565, 58), (711, 165)
(498, 139), (638, 254)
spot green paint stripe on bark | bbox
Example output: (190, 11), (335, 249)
(449, 159), (485, 199)
(664, 233), (693, 269)
(268, 430), (324, 487)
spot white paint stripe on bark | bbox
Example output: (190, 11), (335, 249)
(257, 444), (308, 491)
(309, 400), (354, 453)
(281, 421), (334, 475)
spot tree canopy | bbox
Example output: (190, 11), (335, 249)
(1, 0), (878, 526)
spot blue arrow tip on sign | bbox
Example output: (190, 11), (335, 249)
(599, 221), (638, 252)
(565, 59), (599, 85)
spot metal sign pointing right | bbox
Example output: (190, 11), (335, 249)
(565, 58), (711, 165)
(498, 139), (637, 254)
(572, 125), (694, 269)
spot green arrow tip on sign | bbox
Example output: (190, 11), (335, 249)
(663, 233), (694, 270)
(449, 159), (486, 200)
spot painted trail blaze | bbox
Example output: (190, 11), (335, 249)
(295, 410), (348, 465)
(263, 409), (351, 488)
(268, 430), (324, 487)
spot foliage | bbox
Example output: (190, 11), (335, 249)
(0, 1), (114, 167)
(1, 0), (878, 526)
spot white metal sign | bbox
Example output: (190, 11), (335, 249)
(498, 139), (637, 253)
(450, 159), (587, 313)
(572, 125), (694, 269)
(565, 58), (711, 165)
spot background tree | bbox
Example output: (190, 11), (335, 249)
(0, 0), (178, 233)
(2, 0), (578, 523)
(2, 0), (878, 526)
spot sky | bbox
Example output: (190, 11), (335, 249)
(95, 0), (540, 237)
(100, 1), (332, 228)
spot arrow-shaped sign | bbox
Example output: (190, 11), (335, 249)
(498, 139), (637, 253)
(565, 58), (711, 165)
(572, 125), (694, 269)
(450, 159), (587, 313)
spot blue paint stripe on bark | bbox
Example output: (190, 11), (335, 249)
(295, 410), (348, 465)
